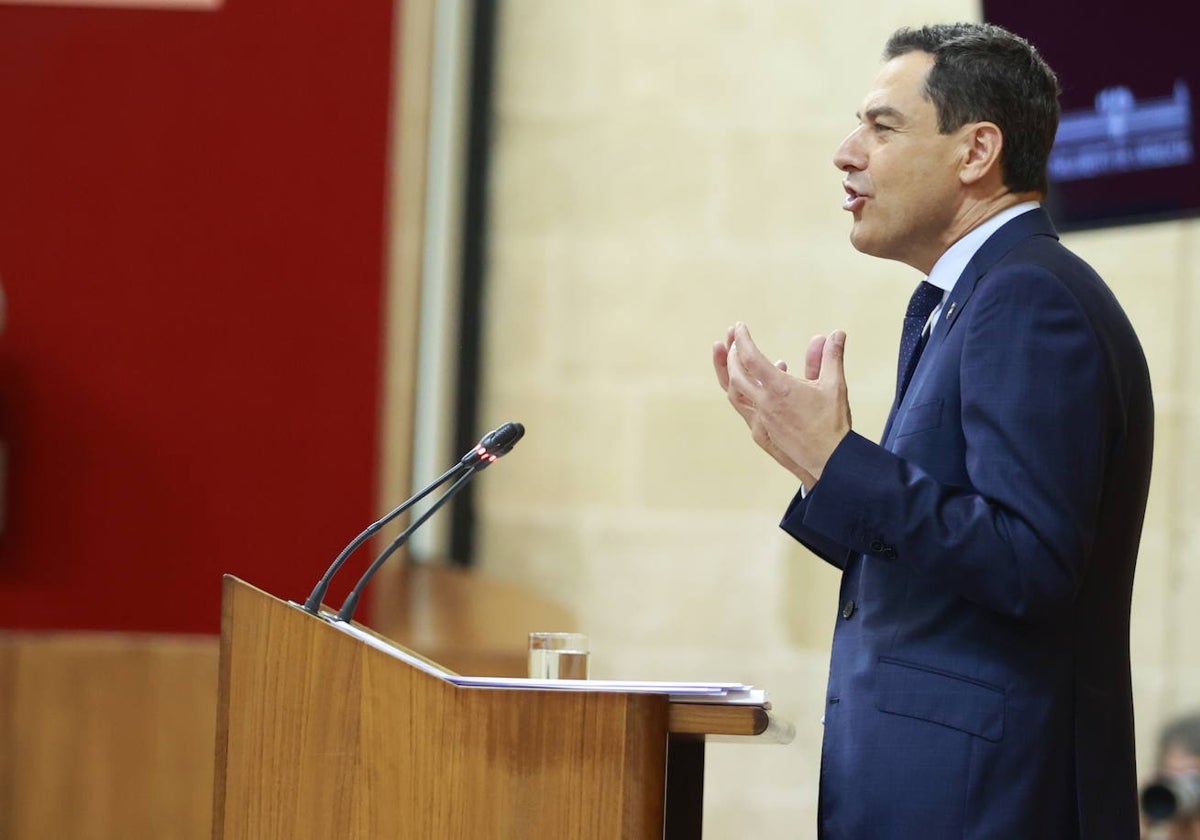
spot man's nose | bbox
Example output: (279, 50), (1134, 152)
(834, 127), (866, 172)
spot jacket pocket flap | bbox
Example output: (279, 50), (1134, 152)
(875, 657), (1005, 742)
(895, 398), (943, 438)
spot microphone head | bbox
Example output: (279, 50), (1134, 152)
(462, 421), (525, 467)
(484, 421), (525, 454)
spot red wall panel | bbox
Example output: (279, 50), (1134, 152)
(0, 1), (396, 632)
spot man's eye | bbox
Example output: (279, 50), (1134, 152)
(874, 123), (894, 133)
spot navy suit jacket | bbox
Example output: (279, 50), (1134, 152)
(781, 208), (1153, 840)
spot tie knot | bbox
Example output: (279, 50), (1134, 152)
(906, 280), (943, 320)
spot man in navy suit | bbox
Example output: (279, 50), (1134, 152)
(713, 23), (1153, 840)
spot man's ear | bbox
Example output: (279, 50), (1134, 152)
(958, 121), (1003, 186)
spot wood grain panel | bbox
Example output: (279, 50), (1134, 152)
(0, 632), (218, 840)
(215, 576), (670, 840)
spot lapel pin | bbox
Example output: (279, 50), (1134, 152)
(945, 301), (957, 320)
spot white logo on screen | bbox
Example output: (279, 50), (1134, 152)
(1050, 80), (1193, 181)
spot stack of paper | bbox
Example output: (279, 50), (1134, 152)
(327, 614), (767, 706)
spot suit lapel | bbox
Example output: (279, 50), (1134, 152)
(926, 207), (1059, 352)
(881, 208), (1060, 445)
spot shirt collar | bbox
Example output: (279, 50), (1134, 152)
(926, 201), (1041, 294)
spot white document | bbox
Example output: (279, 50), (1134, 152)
(325, 613), (767, 706)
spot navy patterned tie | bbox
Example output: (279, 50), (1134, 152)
(896, 280), (943, 401)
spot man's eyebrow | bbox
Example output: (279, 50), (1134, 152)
(857, 105), (906, 123)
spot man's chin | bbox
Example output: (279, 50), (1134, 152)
(848, 227), (884, 258)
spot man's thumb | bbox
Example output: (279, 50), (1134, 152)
(821, 330), (847, 380)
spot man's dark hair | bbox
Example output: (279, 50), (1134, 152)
(1158, 712), (1200, 765)
(884, 23), (1061, 195)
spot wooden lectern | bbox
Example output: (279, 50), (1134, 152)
(212, 576), (792, 839)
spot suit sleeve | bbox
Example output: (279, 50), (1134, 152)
(780, 488), (853, 570)
(785, 264), (1112, 622)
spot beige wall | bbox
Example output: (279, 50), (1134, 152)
(473, 2), (1200, 835)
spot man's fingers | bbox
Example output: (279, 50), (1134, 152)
(730, 323), (778, 383)
(712, 340), (732, 389)
(725, 341), (756, 397)
(715, 336), (758, 423)
(805, 335), (825, 380)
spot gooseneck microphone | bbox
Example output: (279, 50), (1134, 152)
(300, 422), (525, 616)
(301, 463), (462, 614)
(335, 468), (476, 623)
(334, 421), (524, 623)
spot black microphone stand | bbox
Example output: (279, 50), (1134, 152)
(335, 465), (480, 623)
(301, 462), (468, 614)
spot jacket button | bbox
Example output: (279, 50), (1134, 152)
(883, 546), (898, 560)
(869, 539), (884, 552)
(841, 599), (856, 619)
